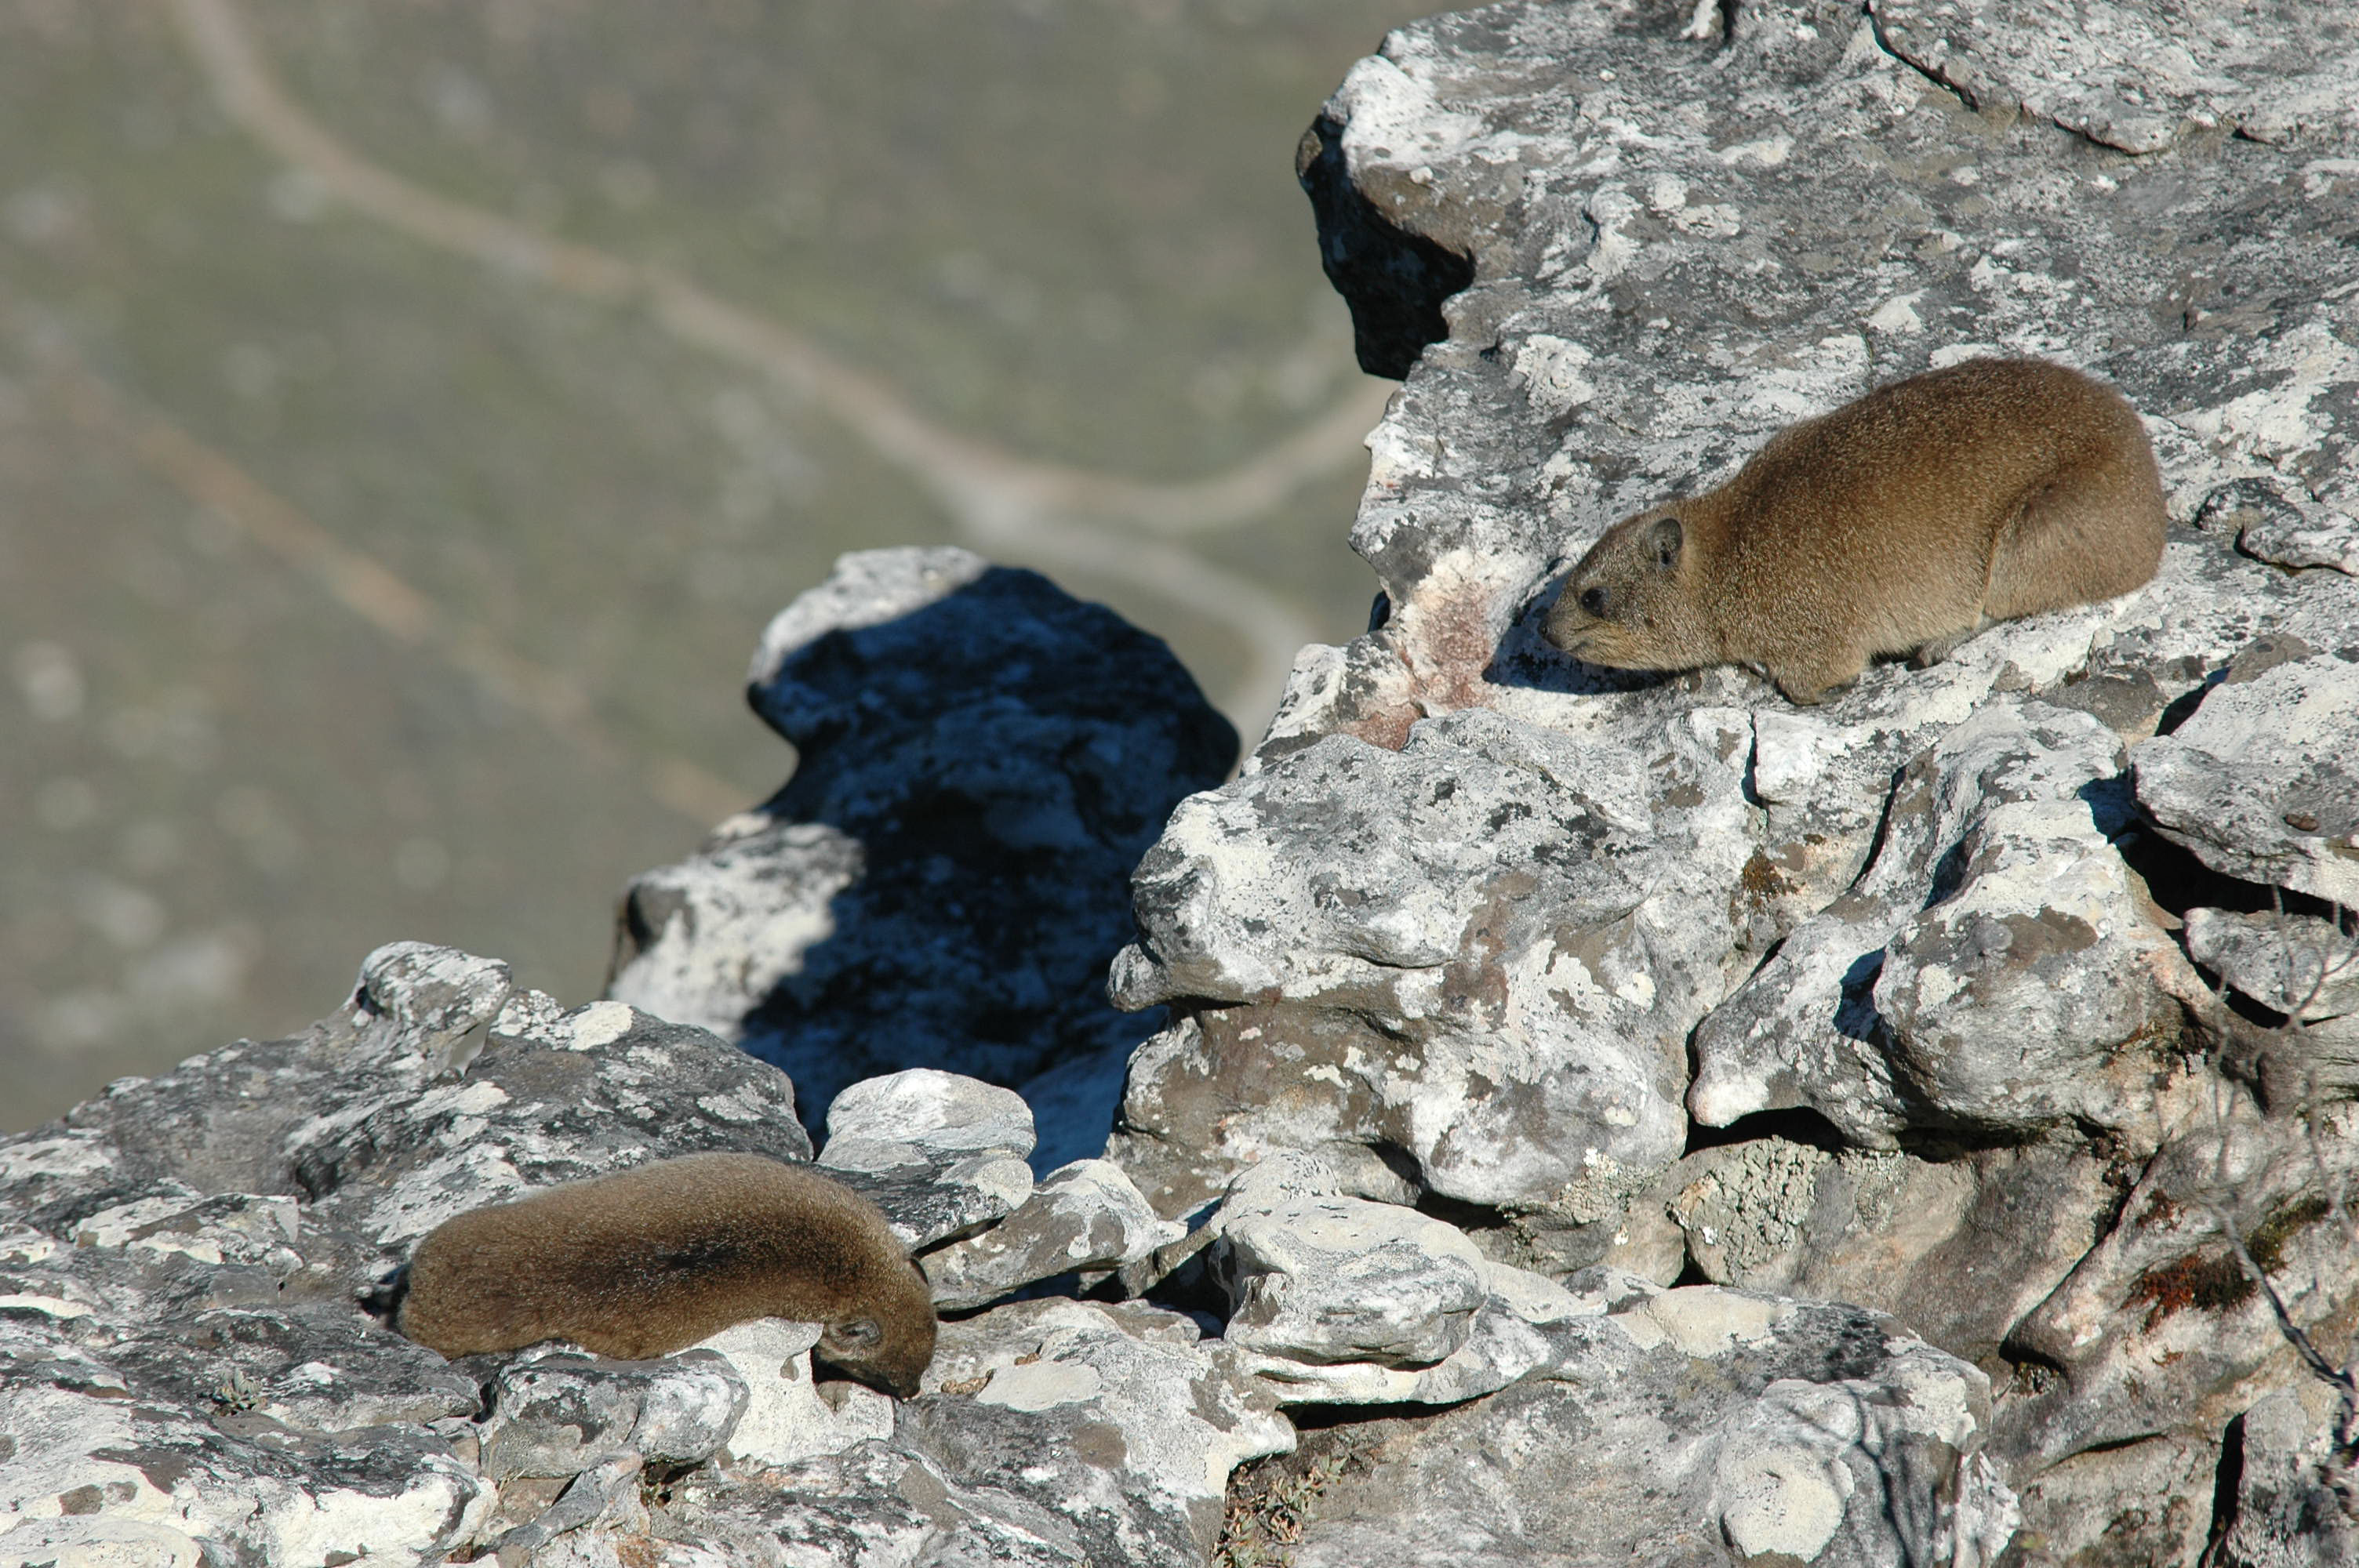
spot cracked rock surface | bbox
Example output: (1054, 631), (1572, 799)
(0, 945), (1291, 1566)
(1104, 0), (2359, 1561)
(1281, 1276), (2018, 1568)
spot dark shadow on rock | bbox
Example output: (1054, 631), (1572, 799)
(608, 549), (1238, 1171)
(1296, 111), (1475, 379)
(1480, 579), (1685, 699)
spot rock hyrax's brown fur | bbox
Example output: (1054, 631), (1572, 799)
(1543, 357), (2167, 704)
(397, 1152), (936, 1396)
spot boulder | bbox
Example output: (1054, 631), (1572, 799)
(816, 1067), (1038, 1250)
(1265, 1276), (2018, 1568)
(2134, 650), (2359, 913)
(922, 1158), (1183, 1312)
(607, 546), (1238, 1169)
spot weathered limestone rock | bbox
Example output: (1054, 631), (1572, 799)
(1101, 2), (2359, 1561)
(903, 1299), (1294, 1561)
(1609, 1134), (2114, 1371)
(695, 1319), (896, 1469)
(2134, 650), (2359, 913)
(2003, 1432), (2223, 1568)
(921, 1158), (1183, 1312)
(2186, 906), (2359, 1023)
(0, 1518), (213, 1568)
(475, 1349), (749, 1481)
(816, 1067), (1038, 1250)
(1172, 1152), (1581, 1406)
(1218, 1191), (1489, 1368)
(0, 1367), (489, 1568)
(2206, 1388), (2359, 1568)
(664, 1298), (1295, 1567)
(1111, 702), (1750, 1249)
(1267, 1277), (2016, 1568)
(1691, 699), (2203, 1147)
(1870, 0), (2359, 153)
(1, 943), (1341, 1568)
(1997, 1097), (2359, 1465)
(607, 546), (1238, 1168)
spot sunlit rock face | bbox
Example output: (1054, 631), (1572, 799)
(1107, 0), (2359, 1560)
(0, 944), (1299, 1568)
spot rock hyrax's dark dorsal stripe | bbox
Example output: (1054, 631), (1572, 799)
(396, 1151), (937, 1396)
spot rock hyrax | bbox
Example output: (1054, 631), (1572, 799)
(1543, 357), (2167, 704)
(397, 1152), (936, 1396)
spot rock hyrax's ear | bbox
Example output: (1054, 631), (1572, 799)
(824, 1317), (882, 1353)
(1648, 516), (1683, 571)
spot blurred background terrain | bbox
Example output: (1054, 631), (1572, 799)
(0, 0), (1434, 1131)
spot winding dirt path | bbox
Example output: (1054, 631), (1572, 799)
(13, 310), (750, 826)
(168, 0), (1386, 720)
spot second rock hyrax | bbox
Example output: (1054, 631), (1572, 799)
(397, 1152), (937, 1396)
(1542, 357), (2167, 704)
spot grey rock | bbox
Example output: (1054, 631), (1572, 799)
(1612, 1136), (2113, 1370)
(818, 1068), (1038, 1250)
(1117, 0), (2359, 1263)
(2135, 651), (2359, 912)
(2208, 1389), (2359, 1568)
(1098, 1), (2359, 1558)
(0, 944), (1107, 1567)
(2199, 476), (2359, 575)
(922, 1158), (1183, 1312)
(477, 1349), (748, 1481)
(1190, 1153), (1596, 1406)
(0, 1370), (488, 1567)
(2, 944), (813, 1265)
(661, 1298), (1294, 1568)
(104, 1304), (480, 1436)
(1111, 703), (1747, 1246)
(893, 1298), (1296, 1566)
(482, 1450), (645, 1566)
(821, 1067), (1038, 1166)
(2223, 1012), (2359, 1113)
(2239, 504), (2359, 577)
(659, 1440), (1071, 1566)
(1871, 803), (2194, 1141)
(1872, 0), (2358, 152)
(607, 546), (1238, 1167)
(1216, 1189), (1492, 1368)
(2186, 906), (2359, 1021)
(1278, 1282), (2014, 1568)
(2005, 1433), (2222, 1568)
(1998, 1093), (2359, 1468)
(1692, 698), (2201, 1147)
(0, 1518), (213, 1567)
(695, 1319), (896, 1468)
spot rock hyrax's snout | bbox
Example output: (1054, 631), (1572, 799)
(1541, 357), (2168, 704)
(396, 1152), (937, 1397)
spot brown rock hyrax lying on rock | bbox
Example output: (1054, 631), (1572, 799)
(1543, 357), (2167, 703)
(398, 1152), (936, 1396)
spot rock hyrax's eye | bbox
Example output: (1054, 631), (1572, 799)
(1579, 586), (1608, 616)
